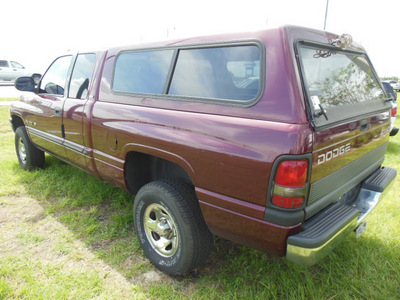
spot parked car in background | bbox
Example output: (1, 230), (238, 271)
(384, 80), (400, 91)
(382, 82), (399, 136)
(0, 60), (41, 84)
(382, 81), (397, 101)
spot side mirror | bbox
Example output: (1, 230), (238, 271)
(15, 76), (35, 92)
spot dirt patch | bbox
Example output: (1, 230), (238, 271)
(0, 195), (143, 298)
(0, 193), (227, 298)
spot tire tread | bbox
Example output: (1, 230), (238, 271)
(15, 126), (45, 170)
(134, 179), (213, 275)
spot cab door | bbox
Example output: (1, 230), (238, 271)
(25, 55), (73, 160)
(10, 61), (27, 80)
(62, 53), (96, 170)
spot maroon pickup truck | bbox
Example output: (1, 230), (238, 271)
(10, 26), (396, 275)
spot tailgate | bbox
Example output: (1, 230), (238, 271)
(297, 41), (392, 220)
(307, 114), (390, 218)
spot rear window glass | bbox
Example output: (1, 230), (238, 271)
(169, 45), (260, 101)
(299, 45), (387, 126)
(0, 60), (9, 67)
(113, 50), (174, 94)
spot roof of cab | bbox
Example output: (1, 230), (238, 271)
(107, 25), (365, 53)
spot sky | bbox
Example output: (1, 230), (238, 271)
(3, 0), (400, 78)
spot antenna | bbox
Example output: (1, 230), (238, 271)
(324, 0), (329, 31)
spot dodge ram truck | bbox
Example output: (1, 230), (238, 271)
(10, 26), (397, 275)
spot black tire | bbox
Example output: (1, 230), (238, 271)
(15, 126), (45, 170)
(133, 179), (213, 275)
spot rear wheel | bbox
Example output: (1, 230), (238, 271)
(15, 127), (45, 170)
(133, 179), (213, 275)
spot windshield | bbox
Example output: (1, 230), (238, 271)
(298, 44), (388, 127)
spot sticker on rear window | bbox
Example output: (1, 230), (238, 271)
(310, 96), (321, 110)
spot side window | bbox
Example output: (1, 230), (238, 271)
(0, 60), (9, 67)
(113, 50), (174, 94)
(10, 61), (24, 69)
(169, 45), (261, 101)
(39, 55), (72, 96)
(69, 54), (96, 99)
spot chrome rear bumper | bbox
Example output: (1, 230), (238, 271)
(286, 167), (396, 266)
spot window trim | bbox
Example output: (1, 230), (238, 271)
(111, 40), (266, 108)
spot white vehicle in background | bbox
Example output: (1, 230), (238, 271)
(384, 80), (400, 92)
(0, 60), (41, 84)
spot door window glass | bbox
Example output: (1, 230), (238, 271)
(39, 55), (72, 96)
(69, 54), (96, 99)
(10, 61), (24, 69)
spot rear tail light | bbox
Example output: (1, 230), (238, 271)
(271, 159), (309, 209)
(392, 106), (397, 117)
(272, 195), (304, 209)
(275, 160), (308, 187)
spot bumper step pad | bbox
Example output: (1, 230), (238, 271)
(362, 167), (397, 193)
(288, 202), (359, 249)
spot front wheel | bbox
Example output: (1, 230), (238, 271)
(133, 179), (213, 275)
(15, 126), (45, 170)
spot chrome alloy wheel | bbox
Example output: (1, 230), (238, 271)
(17, 136), (27, 165)
(143, 203), (179, 257)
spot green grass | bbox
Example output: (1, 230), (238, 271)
(0, 98), (18, 101)
(1, 104), (400, 299)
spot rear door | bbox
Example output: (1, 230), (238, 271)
(10, 61), (28, 80)
(297, 43), (392, 219)
(62, 53), (96, 170)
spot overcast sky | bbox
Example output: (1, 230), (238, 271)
(3, 0), (400, 77)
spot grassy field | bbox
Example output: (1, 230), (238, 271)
(0, 98), (18, 101)
(0, 104), (399, 299)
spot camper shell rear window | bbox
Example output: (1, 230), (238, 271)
(112, 42), (263, 106)
(297, 42), (389, 127)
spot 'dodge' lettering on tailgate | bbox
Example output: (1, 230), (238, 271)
(317, 143), (351, 165)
